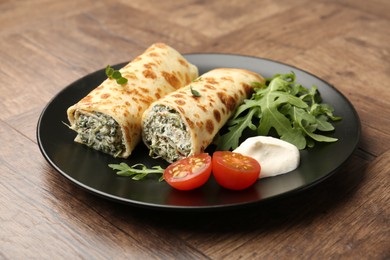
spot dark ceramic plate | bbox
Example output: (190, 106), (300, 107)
(37, 54), (360, 211)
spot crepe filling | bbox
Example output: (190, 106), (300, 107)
(73, 111), (125, 157)
(142, 105), (191, 162)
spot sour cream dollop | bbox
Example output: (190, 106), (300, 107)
(233, 136), (300, 178)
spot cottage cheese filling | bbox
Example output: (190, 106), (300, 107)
(73, 111), (125, 157)
(142, 105), (192, 162)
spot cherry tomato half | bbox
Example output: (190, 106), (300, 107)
(212, 151), (261, 190)
(164, 153), (212, 191)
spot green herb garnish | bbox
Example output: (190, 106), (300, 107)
(108, 163), (165, 181)
(105, 65), (128, 85)
(190, 86), (201, 97)
(216, 73), (341, 150)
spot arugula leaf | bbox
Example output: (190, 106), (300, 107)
(217, 108), (259, 151)
(108, 163), (165, 181)
(216, 72), (341, 150)
(316, 114), (335, 131)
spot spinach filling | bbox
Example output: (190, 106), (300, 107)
(74, 111), (125, 157)
(143, 105), (191, 162)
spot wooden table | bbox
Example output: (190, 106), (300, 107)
(1, 0), (389, 259)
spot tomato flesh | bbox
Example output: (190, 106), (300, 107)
(164, 153), (212, 191)
(212, 151), (261, 190)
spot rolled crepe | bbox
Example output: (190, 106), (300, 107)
(67, 43), (198, 158)
(141, 68), (264, 163)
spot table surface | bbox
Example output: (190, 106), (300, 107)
(1, 0), (389, 259)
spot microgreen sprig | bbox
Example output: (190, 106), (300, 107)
(108, 163), (165, 181)
(105, 65), (128, 85)
(190, 86), (201, 97)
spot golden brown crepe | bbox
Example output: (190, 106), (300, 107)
(141, 68), (264, 162)
(67, 43), (198, 158)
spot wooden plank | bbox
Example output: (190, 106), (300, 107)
(123, 0), (308, 38)
(0, 0), (96, 37)
(338, 0), (390, 18)
(0, 40), (75, 120)
(197, 1), (363, 59)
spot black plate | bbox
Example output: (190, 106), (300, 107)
(37, 54), (360, 211)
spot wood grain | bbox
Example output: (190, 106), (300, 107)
(1, 0), (389, 259)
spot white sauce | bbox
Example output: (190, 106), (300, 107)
(233, 136), (300, 178)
